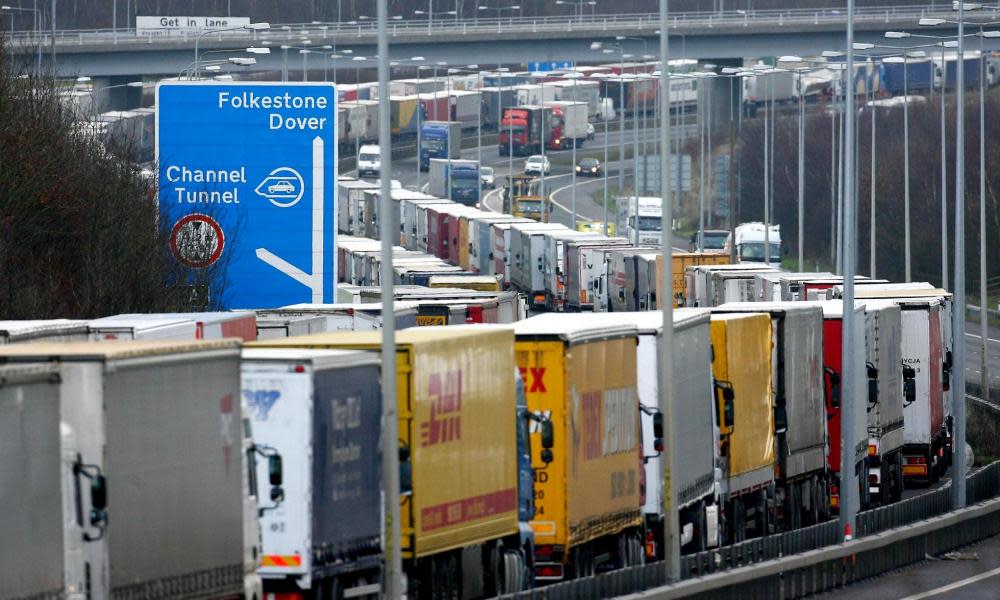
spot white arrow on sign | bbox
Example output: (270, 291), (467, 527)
(256, 136), (325, 302)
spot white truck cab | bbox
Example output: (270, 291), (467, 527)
(621, 196), (663, 246)
(726, 222), (782, 263)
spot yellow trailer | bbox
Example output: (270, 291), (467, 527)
(656, 252), (731, 307)
(513, 314), (643, 581)
(249, 326), (526, 597)
(709, 312), (776, 543)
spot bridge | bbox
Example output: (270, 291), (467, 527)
(6, 5), (998, 78)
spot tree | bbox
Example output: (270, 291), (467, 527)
(0, 39), (229, 318)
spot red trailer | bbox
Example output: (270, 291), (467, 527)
(813, 301), (870, 513)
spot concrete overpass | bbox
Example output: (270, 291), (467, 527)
(6, 5), (999, 79)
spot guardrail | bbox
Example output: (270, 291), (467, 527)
(6, 5), (998, 50)
(501, 460), (1000, 598)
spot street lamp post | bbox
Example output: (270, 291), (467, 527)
(951, 0), (970, 514)
(300, 49), (311, 81)
(840, 0), (860, 541)
(374, 1), (402, 596)
(657, 0), (680, 583)
(193, 22), (270, 78)
(778, 56), (808, 270)
(1, 4), (41, 75)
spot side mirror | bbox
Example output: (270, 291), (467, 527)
(90, 475), (108, 512)
(867, 362), (879, 412)
(541, 420), (554, 450)
(825, 366), (841, 410)
(942, 350), (953, 392)
(714, 380), (736, 436)
(268, 454), (283, 487)
(399, 445), (413, 494)
(903, 364), (917, 406)
(73, 458), (108, 542)
(774, 405), (788, 434)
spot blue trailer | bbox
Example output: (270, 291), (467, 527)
(877, 59), (935, 95)
(940, 55), (987, 89)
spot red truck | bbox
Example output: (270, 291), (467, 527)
(499, 105), (552, 156)
(543, 101), (588, 150)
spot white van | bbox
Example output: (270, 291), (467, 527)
(357, 144), (381, 178)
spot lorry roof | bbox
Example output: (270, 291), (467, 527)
(559, 309), (710, 334)
(273, 302), (421, 313)
(795, 300), (867, 318)
(851, 289), (951, 300)
(241, 347), (379, 369)
(513, 313), (638, 343)
(88, 314), (196, 328)
(0, 319), (89, 337)
(715, 302), (824, 318)
(0, 339), (240, 362)
(427, 275), (501, 284)
(248, 325), (513, 349)
(690, 263), (774, 272)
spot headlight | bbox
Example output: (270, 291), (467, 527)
(591, 167), (597, 172)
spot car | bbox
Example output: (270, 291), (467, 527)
(575, 157), (602, 177)
(267, 180), (295, 194)
(586, 123), (595, 141)
(480, 166), (496, 189)
(524, 155), (551, 176)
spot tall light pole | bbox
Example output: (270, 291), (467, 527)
(979, 28), (996, 402)
(840, 0), (859, 541)
(415, 60), (429, 192)
(657, 0), (679, 582)
(778, 56), (809, 270)
(593, 41), (628, 230)
(375, 0), (401, 596)
(921, 4), (985, 510)
(1, 4), (41, 75)
(193, 22), (270, 78)
(952, 0), (970, 513)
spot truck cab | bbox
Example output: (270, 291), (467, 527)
(503, 174), (549, 222)
(622, 197), (663, 246)
(726, 222), (783, 263)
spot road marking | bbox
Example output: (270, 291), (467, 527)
(482, 187), (503, 212)
(548, 181), (595, 223)
(898, 565), (1000, 600)
(965, 332), (1000, 344)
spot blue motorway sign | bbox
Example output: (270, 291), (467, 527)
(157, 82), (337, 308)
(527, 60), (574, 72)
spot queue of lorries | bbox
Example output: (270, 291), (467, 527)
(1, 270), (955, 600)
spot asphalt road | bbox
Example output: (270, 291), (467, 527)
(818, 532), (1000, 599)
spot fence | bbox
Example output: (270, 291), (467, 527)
(7, 4), (999, 50)
(503, 458), (1000, 599)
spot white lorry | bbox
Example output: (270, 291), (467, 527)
(621, 196), (663, 246)
(726, 222), (783, 264)
(0, 340), (277, 600)
(242, 348), (383, 598)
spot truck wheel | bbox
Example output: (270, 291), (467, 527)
(498, 549), (523, 593)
